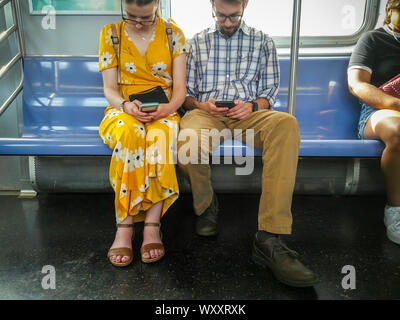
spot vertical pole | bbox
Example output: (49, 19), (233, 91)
(287, 0), (302, 116)
(12, 0), (25, 57)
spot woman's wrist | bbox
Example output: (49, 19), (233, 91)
(119, 100), (128, 112)
(164, 102), (179, 114)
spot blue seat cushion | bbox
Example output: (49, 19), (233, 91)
(0, 56), (385, 157)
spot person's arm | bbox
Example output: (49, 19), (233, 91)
(102, 67), (153, 123)
(148, 54), (187, 120)
(169, 54), (187, 111)
(255, 36), (280, 110)
(347, 68), (400, 111)
(99, 24), (152, 122)
(347, 30), (400, 110)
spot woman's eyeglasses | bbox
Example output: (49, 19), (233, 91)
(121, 3), (158, 25)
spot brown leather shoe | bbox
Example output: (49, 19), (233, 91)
(252, 232), (318, 287)
(196, 193), (219, 236)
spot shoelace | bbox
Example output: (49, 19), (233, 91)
(386, 207), (400, 222)
(390, 220), (400, 230)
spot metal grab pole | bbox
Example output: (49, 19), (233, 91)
(287, 0), (302, 116)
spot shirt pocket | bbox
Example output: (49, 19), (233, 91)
(236, 48), (260, 82)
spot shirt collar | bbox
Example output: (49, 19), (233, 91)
(383, 24), (400, 37)
(207, 20), (251, 36)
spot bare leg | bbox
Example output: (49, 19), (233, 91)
(364, 110), (400, 206)
(109, 215), (134, 264)
(142, 201), (164, 260)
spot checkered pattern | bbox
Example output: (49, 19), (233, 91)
(186, 21), (280, 108)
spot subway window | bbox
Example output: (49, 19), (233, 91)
(171, 0), (369, 42)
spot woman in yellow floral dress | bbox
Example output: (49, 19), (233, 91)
(98, 0), (188, 266)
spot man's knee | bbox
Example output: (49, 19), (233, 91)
(267, 112), (299, 137)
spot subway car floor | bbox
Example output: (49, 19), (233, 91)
(0, 192), (399, 300)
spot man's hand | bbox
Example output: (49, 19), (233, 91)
(123, 100), (154, 123)
(226, 100), (253, 120)
(199, 99), (229, 116)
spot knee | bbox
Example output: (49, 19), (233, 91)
(117, 115), (146, 143)
(384, 125), (400, 151)
(278, 113), (299, 130)
(265, 112), (300, 138)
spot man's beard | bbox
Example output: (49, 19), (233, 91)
(217, 24), (239, 37)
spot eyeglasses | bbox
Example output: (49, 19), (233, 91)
(212, 8), (243, 23)
(121, 2), (158, 25)
(122, 14), (157, 25)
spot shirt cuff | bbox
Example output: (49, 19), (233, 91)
(348, 65), (372, 75)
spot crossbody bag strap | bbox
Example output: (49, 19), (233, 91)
(165, 21), (174, 71)
(111, 23), (121, 85)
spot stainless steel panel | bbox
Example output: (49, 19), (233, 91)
(31, 156), (385, 195)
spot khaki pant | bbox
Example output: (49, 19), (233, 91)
(177, 109), (300, 234)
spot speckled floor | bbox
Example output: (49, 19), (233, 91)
(0, 192), (399, 300)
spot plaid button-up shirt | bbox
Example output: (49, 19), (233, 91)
(186, 21), (280, 108)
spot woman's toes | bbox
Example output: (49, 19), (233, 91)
(143, 252), (150, 260)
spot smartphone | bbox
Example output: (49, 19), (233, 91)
(139, 102), (159, 112)
(215, 101), (235, 108)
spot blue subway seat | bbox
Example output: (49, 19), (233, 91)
(0, 56), (385, 157)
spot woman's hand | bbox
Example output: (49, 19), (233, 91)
(146, 103), (175, 121)
(123, 100), (154, 123)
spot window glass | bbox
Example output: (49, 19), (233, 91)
(29, 0), (120, 14)
(1, 1), (14, 31)
(29, 0), (170, 16)
(171, 0), (368, 40)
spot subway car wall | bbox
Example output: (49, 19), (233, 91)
(0, 0), (387, 194)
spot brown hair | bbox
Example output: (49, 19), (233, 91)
(384, 0), (400, 25)
(123, 0), (161, 17)
(213, 0), (246, 5)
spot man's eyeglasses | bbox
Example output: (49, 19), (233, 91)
(121, 3), (158, 25)
(212, 8), (243, 23)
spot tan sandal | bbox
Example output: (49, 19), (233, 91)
(107, 223), (134, 267)
(140, 222), (165, 264)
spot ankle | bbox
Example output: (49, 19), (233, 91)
(256, 230), (280, 241)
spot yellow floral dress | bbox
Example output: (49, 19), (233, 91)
(98, 18), (189, 224)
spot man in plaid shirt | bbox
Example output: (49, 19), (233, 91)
(177, 0), (317, 287)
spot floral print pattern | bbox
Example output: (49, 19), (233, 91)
(98, 18), (186, 224)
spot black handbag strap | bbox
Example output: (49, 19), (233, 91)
(111, 23), (121, 85)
